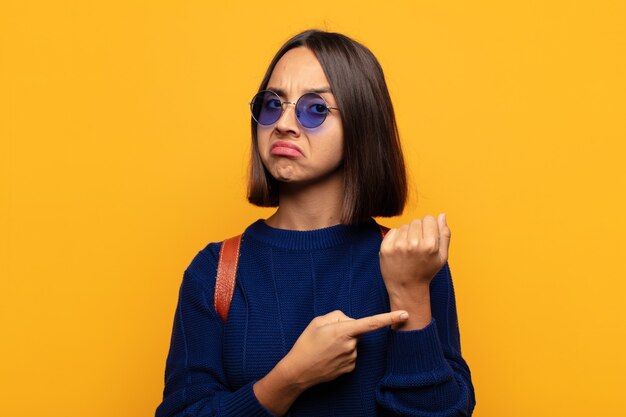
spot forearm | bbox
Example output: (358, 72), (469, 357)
(378, 262), (476, 415)
(252, 358), (306, 416)
(377, 319), (474, 416)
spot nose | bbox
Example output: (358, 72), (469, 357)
(275, 101), (300, 136)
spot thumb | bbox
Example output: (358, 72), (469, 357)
(438, 213), (451, 260)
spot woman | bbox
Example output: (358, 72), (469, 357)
(156, 30), (476, 416)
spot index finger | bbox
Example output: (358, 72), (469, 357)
(342, 311), (409, 337)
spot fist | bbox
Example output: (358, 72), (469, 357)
(379, 214), (451, 294)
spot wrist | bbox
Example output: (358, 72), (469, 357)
(387, 283), (430, 308)
(253, 359), (305, 416)
(387, 285), (432, 331)
(274, 356), (309, 393)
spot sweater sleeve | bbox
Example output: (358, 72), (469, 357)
(155, 249), (275, 417)
(376, 262), (476, 416)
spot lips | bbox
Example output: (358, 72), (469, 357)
(270, 141), (304, 158)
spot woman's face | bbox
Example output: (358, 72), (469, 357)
(257, 47), (344, 187)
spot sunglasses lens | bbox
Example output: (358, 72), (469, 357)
(250, 91), (282, 125)
(296, 93), (329, 128)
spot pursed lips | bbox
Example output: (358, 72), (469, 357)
(270, 141), (304, 158)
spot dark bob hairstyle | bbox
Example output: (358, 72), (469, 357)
(247, 30), (407, 225)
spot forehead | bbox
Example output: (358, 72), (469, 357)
(267, 47), (330, 90)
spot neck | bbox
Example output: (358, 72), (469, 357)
(265, 172), (344, 231)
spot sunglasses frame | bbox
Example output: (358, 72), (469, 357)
(249, 89), (339, 129)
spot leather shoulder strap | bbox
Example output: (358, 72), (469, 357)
(214, 234), (242, 322)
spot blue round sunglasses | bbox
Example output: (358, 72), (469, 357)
(250, 90), (339, 129)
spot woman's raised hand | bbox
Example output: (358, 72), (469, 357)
(379, 214), (451, 330)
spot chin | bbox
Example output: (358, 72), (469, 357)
(271, 165), (299, 181)
(269, 164), (343, 187)
(275, 175), (297, 182)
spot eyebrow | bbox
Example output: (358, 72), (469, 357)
(267, 87), (333, 97)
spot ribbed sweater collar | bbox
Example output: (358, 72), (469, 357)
(244, 218), (378, 251)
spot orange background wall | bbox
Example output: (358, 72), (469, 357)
(1, 1), (625, 416)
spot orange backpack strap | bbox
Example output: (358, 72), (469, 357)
(214, 234), (242, 322)
(214, 224), (389, 322)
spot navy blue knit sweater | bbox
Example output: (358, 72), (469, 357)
(156, 218), (475, 416)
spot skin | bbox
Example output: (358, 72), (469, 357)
(251, 46), (452, 416)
